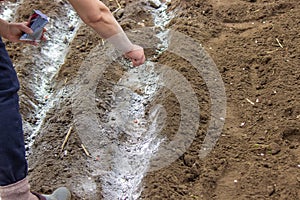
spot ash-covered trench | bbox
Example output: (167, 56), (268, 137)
(71, 1), (176, 199)
(1, 1), (219, 199)
(0, 0), (81, 155)
(1, 0), (173, 199)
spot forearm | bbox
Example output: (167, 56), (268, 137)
(67, 0), (123, 39)
(68, 0), (145, 65)
(0, 19), (9, 38)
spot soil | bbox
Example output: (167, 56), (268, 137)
(4, 0), (300, 199)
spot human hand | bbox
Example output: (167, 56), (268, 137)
(124, 45), (146, 67)
(3, 21), (46, 45)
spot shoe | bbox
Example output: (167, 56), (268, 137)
(33, 187), (71, 200)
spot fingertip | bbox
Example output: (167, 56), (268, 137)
(27, 29), (34, 35)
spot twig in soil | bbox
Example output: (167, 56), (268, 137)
(276, 38), (283, 48)
(266, 49), (278, 54)
(81, 144), (92, 157)
(112, 8), (120, 14)
(112, 0), (122, 14)
(115, 0), (122, 9)
(246, 98), (255, 105)
(61, 126), (73, 151)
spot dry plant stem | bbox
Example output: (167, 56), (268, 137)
(112, 0), (122, 14)
(276, 38), (283, 48)
(81, 144), (91, 157)
(246, 98), (255, 105)
(115, 0), (122, 9)
(61, 126), (73, 151)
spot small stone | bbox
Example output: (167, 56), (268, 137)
(137, 22), (145, 27)
(68, 25), (75, 31)
(269, 142), (281, 155)
(120, 1), (126, 6)
(267, 185), (275, 196)
(262, 162), (272, 168)
(183, 154), (195, 167)
(178, 184), (187, 190)
(149, 0), (161, 9)
(267, 100), (273, 106)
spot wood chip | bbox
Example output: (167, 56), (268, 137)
(61, 126), (73, 151)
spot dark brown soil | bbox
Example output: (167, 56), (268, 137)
(4, 0), (299, 199)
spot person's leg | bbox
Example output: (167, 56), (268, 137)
(0, 37), (39, 199)
(0, 38), (71, 200)
(0, 37), (28, 187)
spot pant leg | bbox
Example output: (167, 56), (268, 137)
(0, 37), (28, 186)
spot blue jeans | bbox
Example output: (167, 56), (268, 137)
(0, 37), (27, 186)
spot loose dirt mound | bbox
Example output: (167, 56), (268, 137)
(5, 0), (299, 199)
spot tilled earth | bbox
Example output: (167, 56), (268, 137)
(4, 0), (300, 199)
